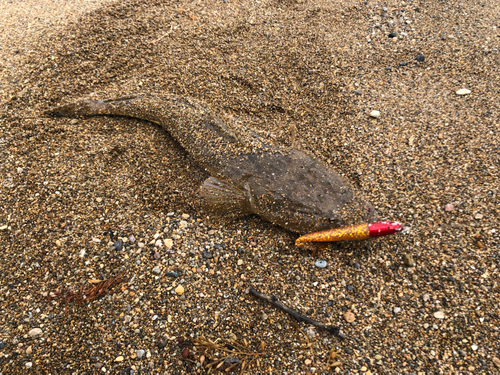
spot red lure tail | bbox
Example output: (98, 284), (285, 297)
(368, 221), (403, 238)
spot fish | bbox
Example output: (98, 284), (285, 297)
(44, 94), (375, 233)
(295, 221), (403, 248)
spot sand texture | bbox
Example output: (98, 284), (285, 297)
(0, 0), (499, 373)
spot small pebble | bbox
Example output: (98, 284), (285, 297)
(492, 357), (500, 368)
(456, 88), (471, 95)
(393, 307), (401, 314)
(315, 260), (327, 268)
(369, 110), (380, 118)
(344, 311), (355, 323)
(155, 239), (162, 247)
(136, 349), (145, 359)
(423, 293), (430, 302)
(128, 235), (136, 243)
(415, 54), (425, 62)
(28, 328), (42, 337)
(471, 344), (478, 351)
(388, 32), (397, 38)
(403, 254), (414, 267)
(165, 272), (179, 278)
(374, 354), (382, 360)
(0, 341), (4, 349)
(152, 266), (161, 274)
(445, 203), (454, 211)
(164, 238), (173, 249)
(434, 311), (445, 319)
(114, 240), (123, 251)
(25, 362), (33, 369)
(474, 213), (483, 220)
(114, 356), (124, 362)
(175, 285), (185, 295)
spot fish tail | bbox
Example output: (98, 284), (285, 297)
(43, 99), (110, 118)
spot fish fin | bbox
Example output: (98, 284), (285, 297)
(200, 177), (252, 214)
(203, 115), (242, 144)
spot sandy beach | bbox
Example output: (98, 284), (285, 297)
(0, 0), (499, 373)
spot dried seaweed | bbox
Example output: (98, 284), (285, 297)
(193, 336), (264, 374)
(46, 272), (127, 305)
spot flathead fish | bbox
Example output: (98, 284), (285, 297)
(45, 94), (375, 233)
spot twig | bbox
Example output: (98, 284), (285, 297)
(248, 287), (345, 339)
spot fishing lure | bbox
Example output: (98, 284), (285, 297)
(295, 221), (403, 247)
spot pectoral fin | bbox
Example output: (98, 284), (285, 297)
(200, 177), (253, 215)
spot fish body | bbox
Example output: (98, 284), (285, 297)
(45, 94), (375, 233)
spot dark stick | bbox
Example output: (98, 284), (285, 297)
(248, 287), (345, 339)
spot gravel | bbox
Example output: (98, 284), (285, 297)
(0, 0), (499, 373)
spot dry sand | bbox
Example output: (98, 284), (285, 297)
(0, 0), (499, 373)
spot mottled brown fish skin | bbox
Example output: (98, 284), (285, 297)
(45, 94), (375, 233)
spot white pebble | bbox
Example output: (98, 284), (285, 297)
(433, 311), (445, 319)
(28, 328), (42, 337)
(164, 238), (173, 249)
(369, 110), (381, 118)
(456, 88), (471, 95)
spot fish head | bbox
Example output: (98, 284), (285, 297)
(254, 188), (376, 233)
(246, 149), (376, 233)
